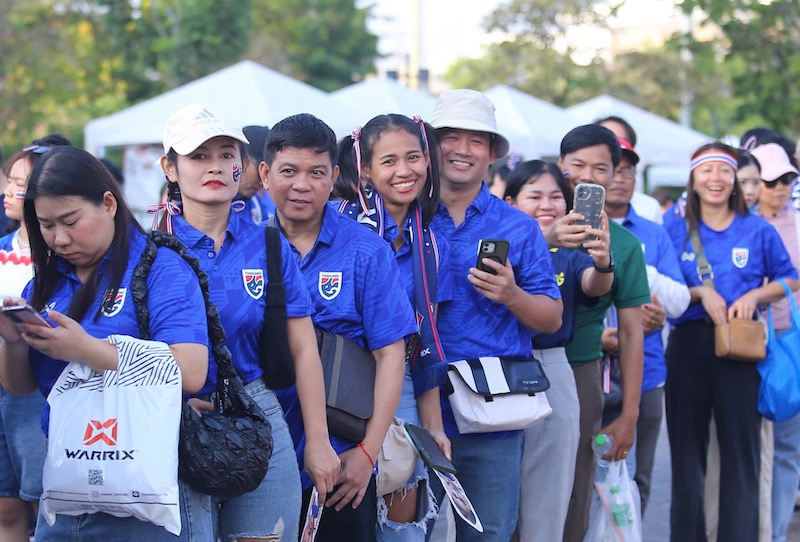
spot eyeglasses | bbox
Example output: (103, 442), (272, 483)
(22, 145), (50, 155)
(616, 167), (636, 180)
(763, 177), (794, 189)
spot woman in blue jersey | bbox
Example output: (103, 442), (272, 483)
(502, 160), (612, 541)
(664, 142), (799, 542)
(158, 103), (339, 542)
(0, 146), (213, 541)
(335, 114), (450, 541)
(0, 147), (49, 542)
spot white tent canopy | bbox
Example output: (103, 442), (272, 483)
(330, 78), (436, 127)
(485, 84), (579, 160)
(84, 60), (359, 155)
(567, 94), (712, 187)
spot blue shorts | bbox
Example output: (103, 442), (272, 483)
(0, 386), (46, 501)
(215, 378), (302, 541)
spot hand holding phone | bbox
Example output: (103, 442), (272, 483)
(475, 239), (510, 275)
(2, 304), (52, 334)
(572, 184), (605, 252)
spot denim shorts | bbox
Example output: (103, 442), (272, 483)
(34, 478), (213, 541)
(215, 378), (302, 541)
(0, 386), (47, 501)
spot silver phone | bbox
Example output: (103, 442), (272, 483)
(573, 183), (605, 251)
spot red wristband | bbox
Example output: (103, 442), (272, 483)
(357, 442), (378, 474)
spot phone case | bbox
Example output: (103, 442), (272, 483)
(573, 184), (605, 250)
(403, 423), (457, 474)
(475, 239), (510, 275)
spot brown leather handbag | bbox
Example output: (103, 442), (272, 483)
(714, 318), (766, 362)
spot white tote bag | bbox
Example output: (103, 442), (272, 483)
(41, 335), (183, 535)
(447, 356), (553, 434)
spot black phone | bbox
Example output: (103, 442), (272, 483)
(572, 183), (605, 251)
(404, 423), (457, 474)
(475, 239), (510, 275)
(2, 304), (52, 333)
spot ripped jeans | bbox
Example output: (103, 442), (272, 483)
(376, 371), (438, 541)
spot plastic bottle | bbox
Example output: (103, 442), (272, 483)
(592, 433), (612, 482)
(609, 486), (633, 527)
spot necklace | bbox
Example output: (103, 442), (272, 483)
(17, 235), (30, 250)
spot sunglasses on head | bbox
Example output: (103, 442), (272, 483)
(763, 176), (794, 189)
(22, 145), (50, 155)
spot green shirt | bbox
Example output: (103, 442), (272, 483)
(567, 220), (651, 365)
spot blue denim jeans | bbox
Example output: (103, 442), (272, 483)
(216, 378), (301, 541)
(772, 410), (800, 542)
(431, 431), (523, 541)
(34, 478), (213, 541)
(377, 370), (436, 542)
(0, 386), (46, 501)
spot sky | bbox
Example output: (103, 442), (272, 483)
(368, 0), (685, 76)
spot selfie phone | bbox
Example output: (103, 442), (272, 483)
(573, 183), (605, 251)
(2, 305), (52, 332)
(475, 239), (510, 275)
(404, 423), (457, 474)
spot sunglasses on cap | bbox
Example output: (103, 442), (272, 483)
(763, 176), (794, 189)
(22, 145), (51, 155)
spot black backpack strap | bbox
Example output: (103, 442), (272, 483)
(131, 230), (237, 380)
(265, 222), (285, 309)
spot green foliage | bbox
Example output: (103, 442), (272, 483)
(677, 0), (800, 136)
(249, 0), (378, 91)
(0, 0), (378, 158)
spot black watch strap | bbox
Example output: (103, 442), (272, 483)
(594, 251), (615, 273)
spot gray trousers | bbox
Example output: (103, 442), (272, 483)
(564, 359), (604, 542)
(513, 347), (580, 542)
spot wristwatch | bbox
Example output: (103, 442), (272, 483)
(594, 251), (615, 273)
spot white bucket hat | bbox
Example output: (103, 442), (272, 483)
(431, 89), (510, 159)
(162, 103), (249, 155)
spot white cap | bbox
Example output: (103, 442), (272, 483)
(431, 89), (510, 159)
(162, 103), (249, 155)
(750, 143), (799, 182)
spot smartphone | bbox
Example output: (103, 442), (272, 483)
(573, 183), (605, 251)
(475, 239), (510, 275)
(2, 305), (52, 333)
(403, 423), (457, 474)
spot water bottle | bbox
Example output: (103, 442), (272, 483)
(592, 433), (612, 482)
(609, 486), (633, 527)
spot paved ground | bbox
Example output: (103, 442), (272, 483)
(643, 417), (800, 542)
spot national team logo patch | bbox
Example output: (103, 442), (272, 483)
(84, 419), (118, 446)
(318, 272), (342, 300)
(732, 248), (749, 268)
(101, 288), (126, 317)
(242, 269), (265, 300)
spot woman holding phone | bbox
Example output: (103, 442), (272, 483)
(502, 159), (612, 541)
(0, 146), (213, 540)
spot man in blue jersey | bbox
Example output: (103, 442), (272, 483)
(428, 89), (563, 541)
(260, 113), (417, 542)
(602, 138), (690, 514)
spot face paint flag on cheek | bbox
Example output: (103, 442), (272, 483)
(232, 163), (242, 183)
(14, 191), (26, 200)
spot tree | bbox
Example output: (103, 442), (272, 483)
(443, 0), (617, 106)
(248, 0), (379, 91)
(677, 0), (800, 136)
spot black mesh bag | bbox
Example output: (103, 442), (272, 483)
(132, 231), (273, 497)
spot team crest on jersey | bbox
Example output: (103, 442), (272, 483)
(101, 288), (127, 317)
(242, 269), (265, 300)
(318, 272), (342, 300)
(732, 248), (749, 269)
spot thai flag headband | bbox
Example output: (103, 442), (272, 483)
(690, 152), (738, 173)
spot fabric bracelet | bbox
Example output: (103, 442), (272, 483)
(357, 442), (378, 475)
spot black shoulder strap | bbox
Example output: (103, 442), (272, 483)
(264, 221), (285, 308)
(131, 230), (237, 379)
